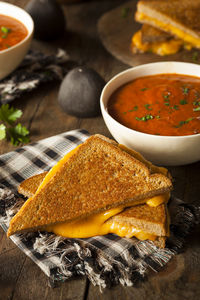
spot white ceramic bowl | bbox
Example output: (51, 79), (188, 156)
(100, 61), (200, 166)
(0, 1), (34, 80)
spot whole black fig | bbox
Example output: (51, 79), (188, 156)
(58, 67), (106, 118)
(25, 0), (66, 40)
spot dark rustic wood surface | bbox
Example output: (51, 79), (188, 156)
(0, 1), (200, 299)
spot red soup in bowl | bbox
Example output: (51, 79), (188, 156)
(107, 74), (200, 136)
(0, 14), (28, 51)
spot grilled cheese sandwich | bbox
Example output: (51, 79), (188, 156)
(132, 0), (199, 56)
(136, 12), (200, 48)
(8, 135), (172, 248)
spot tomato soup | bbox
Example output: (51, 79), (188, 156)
(108, 74), (200, 136)
(0, 14), (28, 51)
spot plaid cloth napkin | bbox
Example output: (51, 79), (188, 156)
(0, 129), (199, 290)
(0, 49), (70, 104)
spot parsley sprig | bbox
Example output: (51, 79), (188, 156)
(0, 104), (30, 146)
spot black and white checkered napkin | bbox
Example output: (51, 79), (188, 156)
(0, 49), (70, 104)
(0, 129), (199, 290)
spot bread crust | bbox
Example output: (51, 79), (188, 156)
(18, 172), (47, 198)
(108, 204), (168, 236)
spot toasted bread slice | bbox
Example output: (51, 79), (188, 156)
(17, 141), (170, 199)
(18, 172), (47, 198)
(106, 203), (169, 248)
(141, 24), (173, 43)
(108, 204), (169, 237)
(135, 0), (200, 48)
(8, 135), (172, 236)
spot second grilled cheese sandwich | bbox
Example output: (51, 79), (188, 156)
(136, 12), (200, 48)
(135, 0), (200, 52)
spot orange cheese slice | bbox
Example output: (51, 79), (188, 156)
(131, 30), (183, 56)
(44, 207), (157, 241)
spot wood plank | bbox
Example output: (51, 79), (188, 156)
(185, 161), (200, 204)
(25, 84), (80, 142)
(11, 257), (87, 300)
(0, 227), (17, 255)
(0, 247), (26, 300)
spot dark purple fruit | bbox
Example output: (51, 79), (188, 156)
(58, 67), (105, 118)
(25, 0), (66, 40)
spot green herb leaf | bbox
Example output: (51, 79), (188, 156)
(193, 100), (200, 106)
(1, 26), (10, 34)
(182, 87), (189, 95)
(136, 116), (145, 121)
(0, 124), (6, 140)
(0, 104), (22, 125)
(122, 7), (130, 18)
(144, 104), (152, 111)
(171, 105), (179, 110)
(164, 102), (170, 106)
(163, 94), (170, 101)
(135, 114), (153, 121)
(0, 104), (30, 146)
(7, 123), (29, 146)
(1, 26), (11, 38)
(123, 106), (138, 114)
(128, 106), (138, 112)
(175, 117), (194, 128)
(146, 114), (153, 120)
(141, 88), (148, 91)
(180, 99), (188, 105)
(185, 117), (194, 123)
(193, 107), (200, 111)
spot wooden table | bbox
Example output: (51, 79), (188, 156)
(0, 1), (200, 299)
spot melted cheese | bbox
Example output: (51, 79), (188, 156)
(137, 13), (199, 48)
(131, 30), (183, 56)
(104, 220), (157, 240)
(45, 207), (124, 238)
(146, 192), (170, 207)
(45, 207), (157, 241)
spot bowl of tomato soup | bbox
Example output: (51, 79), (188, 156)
(0, 2), (34, 79)
(100, 62), (200, 166)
